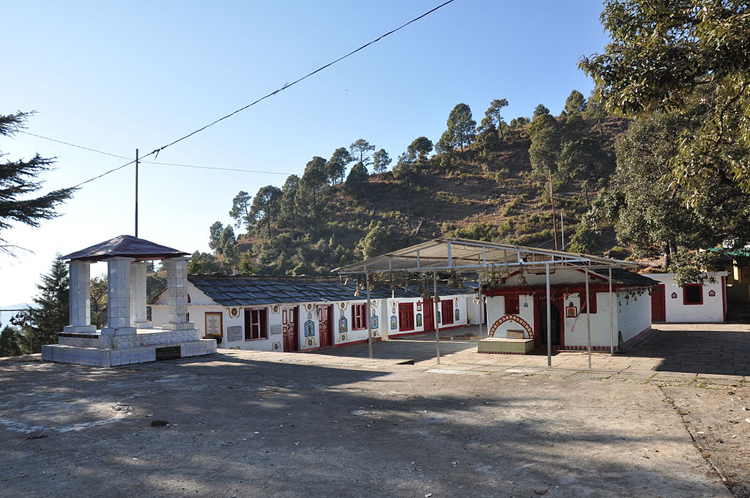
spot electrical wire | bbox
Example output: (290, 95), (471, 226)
(20, 130), (293, 176)
(63, 0), (456, 188)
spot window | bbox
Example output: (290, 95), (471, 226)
(683, 284), (703, 305)
(351, 303), (367, 330)
(581, 292), (597, 314)
(244, 308), (268, 340)
(505, 294), (519, 315)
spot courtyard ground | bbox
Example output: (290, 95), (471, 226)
(0, 324), (748, 497)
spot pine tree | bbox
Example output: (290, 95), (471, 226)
(26, 255), (69, 351)
(1, 112), (75, 253)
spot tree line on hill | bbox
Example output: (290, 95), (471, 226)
(192, 89), (618, 278)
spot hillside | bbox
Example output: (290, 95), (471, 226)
(194, 113), (629, 276)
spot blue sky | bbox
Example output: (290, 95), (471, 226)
(0, 0), (610, 308)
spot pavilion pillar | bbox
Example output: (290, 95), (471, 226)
(64, 260), (96, 333)
(101, 257), (136, 336)
(163, 257), (191, 329)
(129, 262), (152, 329)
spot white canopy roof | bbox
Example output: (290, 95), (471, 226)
(335, 237), (640, 275)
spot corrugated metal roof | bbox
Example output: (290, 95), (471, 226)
(188, 275), (475, 307)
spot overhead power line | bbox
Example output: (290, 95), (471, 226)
(64, 0), (456, 188)
(20, 130), (292, 177)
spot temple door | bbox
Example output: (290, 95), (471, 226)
(318, 305), (332, 347)
(282, 307), (299, 352)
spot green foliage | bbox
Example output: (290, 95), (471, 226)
(357, 221), (399, 259)
(208, 221), (224, 253)
(443, 103), (477, 151)
(581, 0), (750, 201)
(229, 191), (251, 229)
(0, 112), (75, 253)
(25, 255), (68, 351)
(279, 175), (300, 230)
(300, 156), (329, 231)
(345, 162), (369, 195)
(349, 139), (376, 166)
(249, 185), (282, 238)
(188, 251), (231, 275)
(0, 325), (28, 357)
(563, 90), (586, 115)
(447, 223), (503, 241)
(372, 149), (392, 174)
(90, 275), (108, 328)
(533, 104), (550, 117)
(326, 147), (352, 185)
(407, 137), (434, 164)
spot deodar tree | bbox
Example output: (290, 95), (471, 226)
(0, 112), (75, 255)
(25, 255), (69, 351)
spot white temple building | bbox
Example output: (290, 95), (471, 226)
(41, 235), (216, 367)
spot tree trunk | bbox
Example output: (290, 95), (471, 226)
(548, 168), (559, 250)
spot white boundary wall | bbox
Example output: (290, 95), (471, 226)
(648, 273), (727, 323)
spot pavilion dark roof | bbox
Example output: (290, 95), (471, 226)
(187, 275), (475, 307)
(63, 235), (188, 262)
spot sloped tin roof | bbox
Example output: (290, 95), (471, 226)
(63, 235), (189, 262)
(188, 275), (476, 307)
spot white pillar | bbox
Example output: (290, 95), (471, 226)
(101, 257), (136, 336)
(64, 260), (96, 333)
(130, 262), (151, 328)
(163, 257), (190, 329)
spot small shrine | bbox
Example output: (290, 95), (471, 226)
(41, 235), (216, 367)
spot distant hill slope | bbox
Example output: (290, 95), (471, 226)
(198, 116), (629, 276)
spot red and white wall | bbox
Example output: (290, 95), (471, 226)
(648, 273), (728, 323)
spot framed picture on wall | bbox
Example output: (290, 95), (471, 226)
(565, 306), (578, 318)
(205, 312), (223, 338)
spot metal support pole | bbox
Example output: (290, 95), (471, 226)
(434, 271), (441, 365)
(365, 270), (372, 359)
(477, 274), (484, 338)
(545, 263), (552, 367)
(135, 149), (139, 238)
(585, 264), (592, 369)
(609, 267), (614, 355)
(560, 210), (565, 251)
(366, 270), (373, 359)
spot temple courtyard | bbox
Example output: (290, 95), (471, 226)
(1, 324), (749, 497)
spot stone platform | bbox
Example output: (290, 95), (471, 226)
(41, 327), (216, 367)
(477, 337), (535, 354)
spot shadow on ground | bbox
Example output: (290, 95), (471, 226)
(626, 326), (750, 376)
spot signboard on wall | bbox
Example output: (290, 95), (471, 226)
(227, 326), (242, 342)
(205, 312), (223, 337)
(270, 324), (283, 336)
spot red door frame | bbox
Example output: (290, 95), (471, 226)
(398, 303), (415, 332)
(318, 304), (333, 347)
(441, 299), (454, 325)
(423, 298), (434, 331)
(651, 284), (666, 322)
(282, 307), (299, 352)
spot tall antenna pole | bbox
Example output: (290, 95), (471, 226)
(560, 210), (565, 251)
(135, 149), (139, 238)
